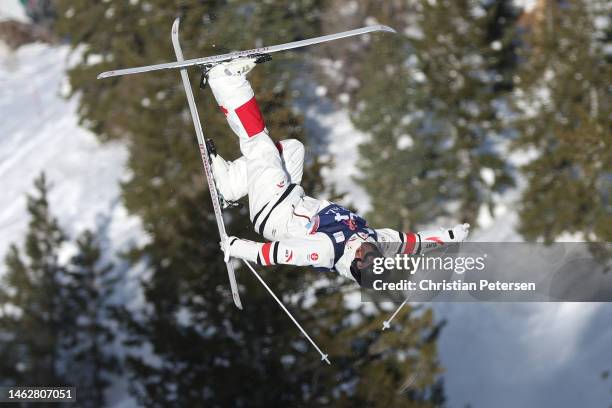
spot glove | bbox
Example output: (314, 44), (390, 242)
(220, 235), (236, 263)
(450, 223), (470, 242)
(416, 223), (471, 254)
(219, 236), (260, 264)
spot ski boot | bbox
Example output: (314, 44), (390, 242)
(199, 54), (271, 89)
(205, 138), (242, 210)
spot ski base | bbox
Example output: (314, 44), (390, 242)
(98, 24), (396, 79)
(171, 18), (243, 310)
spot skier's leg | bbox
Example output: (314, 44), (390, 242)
(210, 154), (248, 202)
(276, 139), (304, 185)
(207, 61), (289, 220)
(213, 140), (304, 201)
(212, 139), (303, 202)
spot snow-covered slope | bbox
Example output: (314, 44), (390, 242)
(0, 42), (146, 278)
(0, 39), (146, 408)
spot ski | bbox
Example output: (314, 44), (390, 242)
(171, 18), (243, 310)
(98, 24), (396, 79)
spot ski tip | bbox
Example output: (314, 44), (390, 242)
(172, 17), (180, 32)
(97, 71), (112, 80)
(233, 290), (243, 310)
(378, 25), (397, 34)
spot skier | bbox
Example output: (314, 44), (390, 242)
(208, 58), (470, 285)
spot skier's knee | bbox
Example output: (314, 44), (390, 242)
(211, 154), (236, 201)
(279, 139), (305, 184)
(280, 139), (305, 160)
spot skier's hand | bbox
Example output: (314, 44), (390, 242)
(450, 223), (470, 242)
(220, 236), (236, 263)
(219, 236), (260, 264)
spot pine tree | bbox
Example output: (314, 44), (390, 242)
(0, 175), (121, 405)
(348, 0), (517, 230)
(62, 230), (121, 407)
(0, 173), (67, 386)
(512, 0), (611, 243)
(352, 29), (451, 230)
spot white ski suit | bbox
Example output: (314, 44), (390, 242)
(208, 65), (469, 284)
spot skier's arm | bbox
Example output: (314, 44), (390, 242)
(375, 228), (421, 257)
(375, 224), (471, 257)
(221, 234), (334, 269)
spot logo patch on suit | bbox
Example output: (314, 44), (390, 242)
(285, 250), (293, 262)
(310, 252), (319, 261)
(333, 231), (345, 243)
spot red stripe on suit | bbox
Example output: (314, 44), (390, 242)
(235, 96), (265, 137)
(261, 242), (272, 265)
(403, 232), (417, 254)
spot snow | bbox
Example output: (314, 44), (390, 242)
(434, 301), (612, 407)
(594, 15), (609, 31)
(435, 157), (612, 406)
(412, 70), (426, 83)
(0, 0), (28, 23)
(0, 42), (146, 268)
(0, 41), (146, 406)
(403, 25), (424, 40)
(339, 1), (358, 16)
(364, 16), (380, 27)
(396, 134), (414, 150)
(514, 0), (539, 12)
(294, 75), (372, 214)
(480, 167), (495, 186)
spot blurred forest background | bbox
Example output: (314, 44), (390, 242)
(0, 0), (609, 406)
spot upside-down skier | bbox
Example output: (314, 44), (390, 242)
(208, 59), (470, 285)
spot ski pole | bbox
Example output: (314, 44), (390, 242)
(242, 260), (330, 364)
(382, 297), (408, 330)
